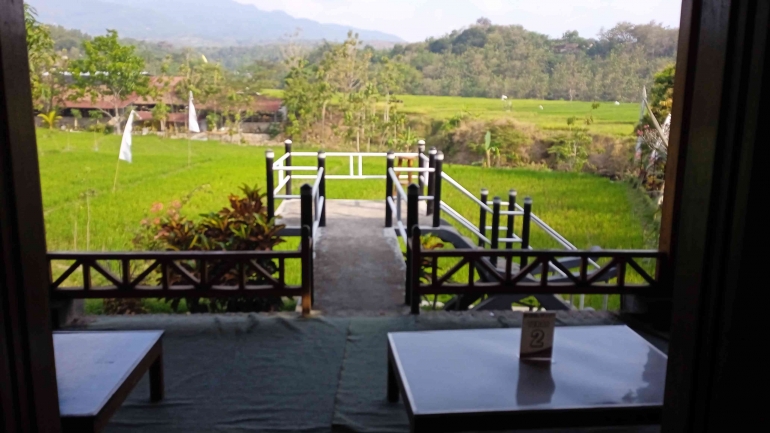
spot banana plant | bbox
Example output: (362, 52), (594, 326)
(37, 110), (62, 130)
(482, 130), (500, 168)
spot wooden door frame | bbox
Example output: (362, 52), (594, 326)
(662, 0), (767, 430)
(0, 0), (62, 431)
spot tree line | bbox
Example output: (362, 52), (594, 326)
(386, 18), (678, 101)
(25, 5), (279, 136)
(27, 5), (677, 146)
(39, 14), (677, 103)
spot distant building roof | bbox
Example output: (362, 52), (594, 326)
(166, 112), (187, 124)
(60, 76), (283, 115)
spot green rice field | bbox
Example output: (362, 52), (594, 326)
(39, 130), (654, 313)
(262, 90), (640, 137)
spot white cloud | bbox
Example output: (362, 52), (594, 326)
(235, 0), (682, 42)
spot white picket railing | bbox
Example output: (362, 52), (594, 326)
(270, 146), (609, 310)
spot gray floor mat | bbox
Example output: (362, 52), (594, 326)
(87, 315), (350, 433)
(74, 312), (658, 433)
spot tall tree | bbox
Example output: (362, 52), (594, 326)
(24, 5), (55, 111)
(649, 64), (675, 121)
(70, 30), (149, 134)
(283, 59), (321, 141)
(551, 54), (591, 101)
(323, 32), (372, 148)
(38, 49), (71, 113)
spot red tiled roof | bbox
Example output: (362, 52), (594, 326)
(167, 113), (187, 123)
(252, 97), (283, 113)
(133, 111), (153, 121)
(60, 77), (283, 114)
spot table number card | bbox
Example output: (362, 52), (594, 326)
(520, 312), (556, 361)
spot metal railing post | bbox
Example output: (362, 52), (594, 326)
(491, 197), (501, 266)
(521, 197), (533, 267)
(406, 184), (419, 306)
(426, 147), (437, 216)
(432, 151), (444, 228)
(478, 188), (489, 247)
(506, 189), (517, 250)
(410, 226), (422, 315)
(317, 150), (326, 227)
(417, 140), (426, 197)
(284, 139), (293, 195)
(266, 149), (275, 220)
(385, 151), (395, 227)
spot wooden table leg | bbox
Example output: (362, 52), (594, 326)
(387, 353), (399, 403)
(149, 349), (164, 402)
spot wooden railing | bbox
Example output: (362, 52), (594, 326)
(48, 227), (314, 314)
(407, 226), (666, 314)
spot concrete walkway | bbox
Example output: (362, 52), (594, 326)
(277, 200), (411, 316)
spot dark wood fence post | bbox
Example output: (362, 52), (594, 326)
(432, 151), (444, 228)
(406, 184), (419, 306)
(521, 197), (532, 267)
(478, 188), (489, 247)
(491, 197), (501, 266)
(284, 139), (293, 195)
(266, 149), (275, 220)
(300, 225), (312, 314)
(317, 150), (326, 227)
(385, 151), (395, 227)
(506, 189), (517, 250)
(427, 147), (437, 216)
(301, 184), (313, 239)
(411, 226), (422, 315)
(300, 186), (315, 305)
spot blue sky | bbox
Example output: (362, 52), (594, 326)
(236, 0), (683, 42)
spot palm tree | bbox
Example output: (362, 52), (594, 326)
(37, 110), (61, 130)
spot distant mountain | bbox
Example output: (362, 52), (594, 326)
(26, 0), (404, 46)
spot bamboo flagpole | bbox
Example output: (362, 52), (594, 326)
(113, 110), (135, 193)
(188, 91), (200, 168)
(635, 86), (647, 162)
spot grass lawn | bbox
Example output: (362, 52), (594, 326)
(261, 90), (640, 137)
(39, 130), (654, 313)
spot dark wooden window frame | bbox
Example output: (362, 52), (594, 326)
(661, 0), (767, 431)
(1, 0), (62, 431)
(2, 0), (767, 431)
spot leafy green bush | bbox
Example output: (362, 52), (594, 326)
(266, 122), (282, 139)
(134, 184), (286, 313)
(87, 122), (114, 134)
(548, 129), (591, 172)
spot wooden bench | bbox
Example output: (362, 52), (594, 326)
(54, 331), (164, 433)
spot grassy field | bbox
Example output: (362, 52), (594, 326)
(262, 89), (640, 137)
(39, 130), (653, 312)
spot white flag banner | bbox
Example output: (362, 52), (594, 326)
(188, 91), (200, 133)
(118, 111), (135, 163)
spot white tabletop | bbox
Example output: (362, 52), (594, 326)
(388, 325), (667, 415)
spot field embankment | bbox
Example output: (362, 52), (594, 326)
(264, 90), (640, 178)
